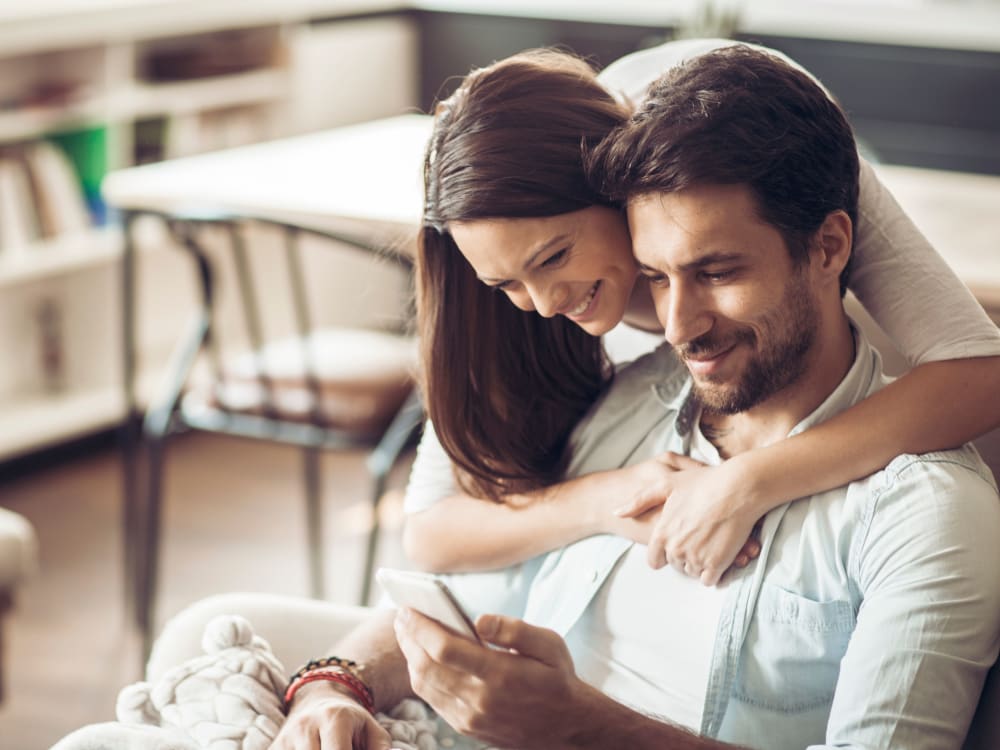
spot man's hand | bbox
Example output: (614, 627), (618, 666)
(393, 609), (598, 750)
(269, 681), (392, 750)
(613, 452), (761, 585)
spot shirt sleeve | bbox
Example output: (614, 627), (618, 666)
(597, 38), (734, 105)
(402, 420), (459, 515)
(849, 159), (1000, 365)
(817, 451), (1000, 749)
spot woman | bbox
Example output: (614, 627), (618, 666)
(403, 40), (1000, 584)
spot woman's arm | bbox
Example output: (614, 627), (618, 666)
(404, 476), (619, 573)
(403, 438), (696, 573)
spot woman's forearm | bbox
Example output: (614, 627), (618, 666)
(402, 469), (639, 573)
(733, 357), (1000, 513)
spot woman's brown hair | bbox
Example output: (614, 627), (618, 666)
(418, 49), (628, 500)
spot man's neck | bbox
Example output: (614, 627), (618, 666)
(700, 317), (856, 459)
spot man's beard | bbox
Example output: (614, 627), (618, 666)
(676, 273), (819, 415)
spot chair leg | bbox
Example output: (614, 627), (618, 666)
(119, 412), (142, 632)
(137, 435), (168, 661)
(361, 389), (424, 606)
(0, 590), (11, 705)
(303, 446), (325, 600)
(360, 472), (388, 606)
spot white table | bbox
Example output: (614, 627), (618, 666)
(104, 113), (432, 249)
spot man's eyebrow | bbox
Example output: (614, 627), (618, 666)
(637, 251), (745, 275)
(682, 251), (745, 270)
(477, 234), (573, 283)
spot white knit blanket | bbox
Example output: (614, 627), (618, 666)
(49, 615), (492, 750)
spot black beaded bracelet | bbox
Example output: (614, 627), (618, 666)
(286, 656), (369, 697)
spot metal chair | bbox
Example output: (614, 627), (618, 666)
(121, 210), (423, 653)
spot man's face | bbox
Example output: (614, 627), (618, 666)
(628, 184), (819, 415)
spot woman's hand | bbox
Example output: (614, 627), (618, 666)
(614, 453), (762, 585)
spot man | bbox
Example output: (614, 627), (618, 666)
(275, 46), (1000, 749)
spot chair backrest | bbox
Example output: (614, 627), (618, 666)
(148, 211), (417, 442)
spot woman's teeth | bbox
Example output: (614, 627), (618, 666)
(569, 282), (599, 316)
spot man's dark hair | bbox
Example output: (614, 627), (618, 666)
(587, 45), (859, 293)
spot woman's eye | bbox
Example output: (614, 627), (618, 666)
(542, 248), (568, 267)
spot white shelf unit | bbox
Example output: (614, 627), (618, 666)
(0, 9), (419, 462)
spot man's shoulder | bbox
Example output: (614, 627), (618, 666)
(877, 446), (997, 493)
(852, 444), (999, 522)
(604, 343), (688, 407)
(565, 344), (687, 462)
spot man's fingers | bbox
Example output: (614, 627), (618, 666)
(363, 721), (394, 750)
(742, 537), (762, 559)
(656, 451), (707, 470)
(475, 614), (573, 670)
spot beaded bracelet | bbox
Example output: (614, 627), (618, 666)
(288, 655), (365, 684)
(283, 665), (375, 715)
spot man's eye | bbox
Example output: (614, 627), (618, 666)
(702, 270), (734, 283)
(643, 272), (669, 287)
(487, 281), (511, 292)
(542, 248), (568, 267)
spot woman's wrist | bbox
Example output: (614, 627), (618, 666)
(724, 448), (784, 515)
(577, 469), (630, 536)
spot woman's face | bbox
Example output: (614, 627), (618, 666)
(450, 206), (638, 337)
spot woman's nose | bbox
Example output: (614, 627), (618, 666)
(528, 280), (569, 318)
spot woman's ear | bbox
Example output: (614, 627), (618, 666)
(812, 210), (853, 284)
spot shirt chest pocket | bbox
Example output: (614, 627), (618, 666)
(733, 583), (856, 713)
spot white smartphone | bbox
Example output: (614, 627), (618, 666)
(376, 567), (481, 642)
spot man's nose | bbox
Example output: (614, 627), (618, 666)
(527, 280), (569, 318)
(662, 281), (712, 346)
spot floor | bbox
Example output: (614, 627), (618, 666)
(0, 433), (414, 749)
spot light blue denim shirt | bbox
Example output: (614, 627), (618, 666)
(435, 329), (1000, 749)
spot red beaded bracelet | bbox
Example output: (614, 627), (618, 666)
(283, 666), (375, 715)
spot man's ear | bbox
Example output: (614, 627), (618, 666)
(811, 210), (853, 286)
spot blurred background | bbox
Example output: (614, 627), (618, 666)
(0, 0), (998, 746)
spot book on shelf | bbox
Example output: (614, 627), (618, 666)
(27, 140), (92, 237)
(0, 155), (40, 255)
(0, 138), (94, 256)
(47, 125), (108, 226)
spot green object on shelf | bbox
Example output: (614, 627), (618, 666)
(46, 125), (109, 224)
